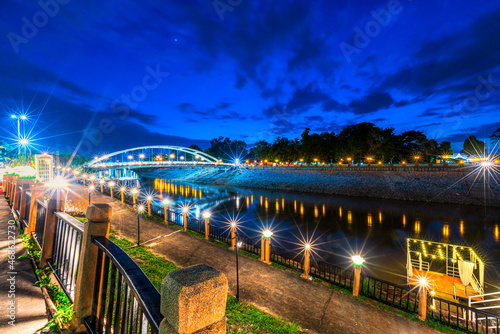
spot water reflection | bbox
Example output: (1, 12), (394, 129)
(145, 178), (500, 286)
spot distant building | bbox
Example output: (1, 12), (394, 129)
(35, 154), (54, 183)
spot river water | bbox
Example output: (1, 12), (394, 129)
(142, 177), (500, 290)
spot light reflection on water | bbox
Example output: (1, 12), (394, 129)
(145, 178), (500, 288)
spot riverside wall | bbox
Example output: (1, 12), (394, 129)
(136, 166), (500, 207)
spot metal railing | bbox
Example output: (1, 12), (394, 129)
(33, 199), (47, 248)
(48, 212), (84, 302)
(431, 296), (500, 333)
(84, 236), (162, 334)
(23, 191), (31, 228)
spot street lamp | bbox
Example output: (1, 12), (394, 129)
(120, 187), (126, 202)
(261, 229), (273, 264)
(137, 205), (145, 246)
(163, 199), (170, 223)
(131, 188), (139, 209)
(203, 211), (211, 240)
(88, 185), (95, 205)
(235, 236), (242, 302)
(352, 255), (365, 297)
(147, 195), (153, 216)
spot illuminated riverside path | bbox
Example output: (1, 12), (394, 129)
(141, 178), (500, 294)
(81, 187), (439, 334)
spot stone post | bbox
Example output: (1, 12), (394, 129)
(418, 285), (427, 321)
(353, 266), (362, 297)
(71, 204), (112, 332)
(27, 183), (44, 235)
(18, 180), (34, 222)
(159, 264), (228, 334)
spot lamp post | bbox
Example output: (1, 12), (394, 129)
(418, 277), (428, 321)
(352, 255), (365, 297)
(262, 229), (272, 264)
(147, 195), (152, 216)
(131, 188), (138, 209)
(109, 181), (115, 198)
(88, 185), (95, 205)
(100, 179), (105, 193)
(163, 199), (170, 223)
(120, 187), (125, 202)
(235, 237), (242, 302)
(203, 211), (211, 240)
(301, 244), (311, 279)
(137, 205), (144, 246)
(230, 221), (237, 250)
(90, 175), (96, 186)
(182, 207), (189, 231)
(82, 174), (87, 186)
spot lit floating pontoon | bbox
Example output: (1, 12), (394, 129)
(406, 238), (484, 300)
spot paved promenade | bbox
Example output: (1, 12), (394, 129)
(0, 197), (50, 333)
(85, 187), (438, 334)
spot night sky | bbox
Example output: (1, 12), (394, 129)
(1, 0), (500, 155)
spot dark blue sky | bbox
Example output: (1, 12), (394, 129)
(1, 0), (499, 155)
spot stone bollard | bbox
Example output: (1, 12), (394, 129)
(418, 285), (428, 321)
(160, 264), (228, 334)
(26, 183), (44, 235)
(71, 203), (112, 332)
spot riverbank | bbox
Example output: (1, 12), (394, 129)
(136, 166), (500, 207)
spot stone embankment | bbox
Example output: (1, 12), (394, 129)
(137, 166), (500, 206)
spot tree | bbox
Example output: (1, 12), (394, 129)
(250, 140), (271, 160)
(491, 128), (500, 143)
(463, 136), (486, 156)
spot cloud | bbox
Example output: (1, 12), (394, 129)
(305, 116), (324, 122)
(348, 91), (394, 114)
(286, 82), (330, 112)
(322, 98), (348, 112)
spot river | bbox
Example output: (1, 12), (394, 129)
(142, 177), (500, 292)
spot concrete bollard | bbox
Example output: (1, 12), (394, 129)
(418, 285), (427, 321)
(71, 203), (112, 332)
(159, 264), (228, 334)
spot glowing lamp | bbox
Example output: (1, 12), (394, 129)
(131, 188), (138, 195)
(100, 180), (105, 184)
(237, 241), (243, 248)
(182, 207), (189, 213)
(89, 185), (95, 191)
(82, 174), (87, 178)
(138, 205), (145, 212)
(418, 277), (428, 287)
(120, 187), (125, 191)
(20, 139), (29, 145)
(128, 155), (133, 159)
(352, 255), (365, 267)
(162, 199), (170, 205)
(147, 195), (153, 201)
(263, 229), (273, 238)
(48, 176), (68, 190)
(109, 181), (115, 187)
(90, 175), (96, 180)
(203, 211), (211, 219)
(305, 243), (311, 250)
(231, 221), (236, 228)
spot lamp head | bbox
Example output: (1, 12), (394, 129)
(182, 207), (189, 213)
(203, 211), (211, 219)
(120, 187), (125, 191)
(162, 199), (170, 205)
(109, 181), (115, 187)
(352, 255), (365, 267)
(138, 205), (145, 212)
(263, 229), (273, 238)
(89, 185), (95, 191)
(131, 188), (138, 194)
(147, 195), (152, 201)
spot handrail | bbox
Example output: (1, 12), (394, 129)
(91, 236), (162, 331)
(36, 198), (48, 209)
(54, 212), (84, 233)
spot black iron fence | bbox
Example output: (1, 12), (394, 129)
(85, 236), (161, 334)
(33, 199), (47, 248)
(48, 212), (84, 302)
(23, 191), (31, 228)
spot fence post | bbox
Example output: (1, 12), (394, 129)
(159, 264), (228, 334)
(40, 196), (58, 266)
(12, 176), (19, 209)
(18, 180), (33, 222)
(2, 174), (6, 193)
(71, 203), (112, 332)
(418, 285), (427, 321)
(27, 183), (44, 235)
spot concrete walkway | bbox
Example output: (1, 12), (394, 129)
(86, 187), (438, 334)
(0, 197), (50, 333)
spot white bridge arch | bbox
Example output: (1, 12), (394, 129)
(85, 145), (219, 167)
